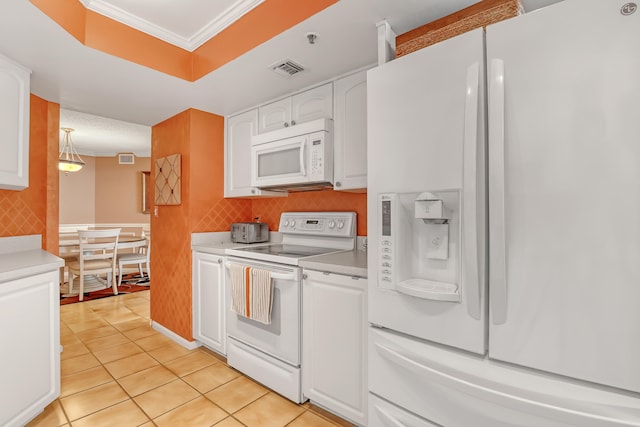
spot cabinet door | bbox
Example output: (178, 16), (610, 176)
(258, 98), (291, 133)
(225, 110), (258, 197)
(0, 54), (30, 191)
(192, 252), (225, 355)
(0, 270), (59, 427)
(302, 270), (367, 425)
(291, 82), (333, 125)
(225, 110), (288, 198)
(333, 71), (367, 191)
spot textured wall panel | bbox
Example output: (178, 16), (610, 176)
(251, 190), (367, 236)
(0, 95), (58, 249)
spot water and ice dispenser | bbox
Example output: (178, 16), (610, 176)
(378, 192), (461, 302)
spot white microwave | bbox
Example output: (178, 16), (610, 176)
(251, 118), (333, 190)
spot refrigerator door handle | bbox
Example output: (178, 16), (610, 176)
(489, 58), (508, 325)
(463, 61), (481, 320)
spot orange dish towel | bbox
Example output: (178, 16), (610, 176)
(230, 263), (274, 324)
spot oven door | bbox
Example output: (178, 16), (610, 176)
(225, 257), (301, 366)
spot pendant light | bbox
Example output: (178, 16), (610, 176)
(58, 127), (85, 172)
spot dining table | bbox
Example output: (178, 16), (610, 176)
(59, 235), (148, 296)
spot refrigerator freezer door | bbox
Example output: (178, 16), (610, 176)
(369, 327), (640, 427)
(367, 28), (486, 354)
(487, 0), (640, 393)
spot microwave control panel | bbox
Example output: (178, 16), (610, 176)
(309, 132), (325, 179)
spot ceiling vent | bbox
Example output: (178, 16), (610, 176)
(118, 152), (135, 165)
(270, 59), (305, 77)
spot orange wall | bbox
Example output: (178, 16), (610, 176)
(151, 110), (192, 340)
(252, 190), (367, 236)
(151, 109), (251, 341)
(0, 95), (59, 252)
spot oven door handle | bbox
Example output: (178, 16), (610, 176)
(270, 271), (296, 281)
(225, 261), (297, 281)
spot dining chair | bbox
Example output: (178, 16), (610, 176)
(118, 237), (150, 286)
(59, 231), (81, 286)
(67, 228), (121, 301)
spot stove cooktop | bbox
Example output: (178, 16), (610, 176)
(231, 244), (340, 258)
(226, 212), (357, 266)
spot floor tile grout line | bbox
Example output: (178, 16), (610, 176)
(61, 306), (155, 425)
(55, 291), (348, 427)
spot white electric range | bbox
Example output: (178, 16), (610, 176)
(224, 212), (357, 403)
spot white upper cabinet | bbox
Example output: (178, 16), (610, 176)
(258, 83), (333, 133)
(333, 70), (367, 191)
(225, 109), (284, 198)
(258, 97), (290, 134)
(0, 54), (30, 191)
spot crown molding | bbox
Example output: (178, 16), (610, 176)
(79, 0), (264, 52)
(188, 0), (265, 50)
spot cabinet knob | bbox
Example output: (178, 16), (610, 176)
(217, 259), (223, 264)
(284, 122), (289, 127)
(251, 189), (256, 194)
(290, 120), (296, 126)
(302, 274), (308, 280)
(335, 181), (342, 187)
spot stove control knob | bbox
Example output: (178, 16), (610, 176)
(290, 220), (296, 227)
(337, 221), (345, 229)
(328, 220), (336, 229)
(283, 220), (289, 227)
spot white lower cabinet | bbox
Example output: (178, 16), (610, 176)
(192, 251), (226, 355)
(302, 269), (367, 426)
(0, 270), (60, 427)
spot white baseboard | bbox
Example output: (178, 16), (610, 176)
(151, 320), (200, 350)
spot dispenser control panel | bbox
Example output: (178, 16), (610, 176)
(378, 193), (396, 289)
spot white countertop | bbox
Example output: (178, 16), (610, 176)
(299, 250), (368, 278)
(191, 231), (280, 256)
(191, 231), (367, 277)
(0, 249), (64, 283)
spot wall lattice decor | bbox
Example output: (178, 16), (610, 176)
(154, 154), (181, 205)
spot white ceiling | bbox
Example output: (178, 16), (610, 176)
(60, 108), (151, 157)
(1, 0), (562, 157)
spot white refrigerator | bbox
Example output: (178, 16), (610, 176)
(367, 1), (640, 426)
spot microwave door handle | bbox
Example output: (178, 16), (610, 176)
(299, 141), (306, 176)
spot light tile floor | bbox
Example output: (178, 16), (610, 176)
(27, 291), (354, 427)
